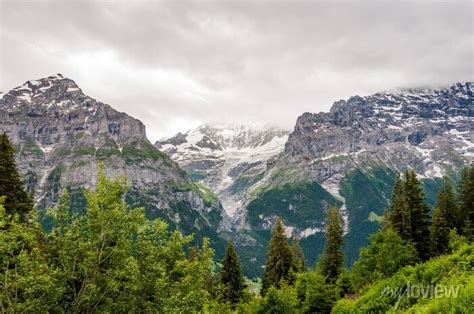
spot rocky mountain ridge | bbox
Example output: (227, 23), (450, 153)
(0, 74), (224, 252)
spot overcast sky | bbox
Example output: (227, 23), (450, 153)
(1, 0), (473, 141)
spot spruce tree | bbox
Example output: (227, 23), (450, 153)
(261, 217), (294, 295)
(458, 166), (474, 239)
(319, 207), (344, 283)
(430, 207), (450, 256)
(0, 133), (33, 222)
(218, 241), (245, 306)
(389, 175), (411, 241)
(436, 176), (459, 230)
(404, 170), (431, 260)
(291, 236), (306, 273)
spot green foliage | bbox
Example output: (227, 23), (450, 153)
(247, 181), (342, 229)
(261, 218), (294, 295)
(458, 166), (474, 239)
(0, 199), (63, 312)
(405, 277), (474, 313)
(404, 170), (432, 260)
(258, 284), (300, 314)
(390, 175), (411, 241)
(351, 228), (417, 290)
(121, 139), (172, 164)
(436, 176), (459, 230)
(333, 243), (474, 313)
(430, 207), (450, 257)
(0, 133), (34, 222)
(33, 163), (215, 312)
(296, 272), (339, 313)
(319, 207), (344, 284)
(335, 269), (354, 297)
(219, 242), (245, 306)
(245, 181), (341, 275)
(340, 167), (397, 266)
(95, 138), (121, 159)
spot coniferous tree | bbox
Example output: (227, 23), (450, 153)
(430, 207), (450, 256)
(0, 133), (33, 222)
(436, 176), (459, 231)
(319, 207), (344, 283)
(458, 166), (474, 239)
(218, 241), (245, 306)
(290, 236), (306, 273)
(389, 175), (411, 241)
(261, 217), (294, 296)
(404, 170), (431, 260)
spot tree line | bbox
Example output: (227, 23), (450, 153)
(1, 132), (473, 312)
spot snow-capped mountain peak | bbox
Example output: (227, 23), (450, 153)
(156, 123), (290, 217)
(0, 74), (91, 113)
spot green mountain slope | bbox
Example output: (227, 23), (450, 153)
(333, 243), (474, 313)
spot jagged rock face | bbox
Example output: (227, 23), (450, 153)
(1, 74), (146, 146)
(254, 83), (473, 233)
(0, 74), (222, 241)
(156, 124), (289, 222)
(276, 83), (473, 183)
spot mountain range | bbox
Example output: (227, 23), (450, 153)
(1, 75), (472, 277)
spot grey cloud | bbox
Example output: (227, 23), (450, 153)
(1, 0), (473, 141)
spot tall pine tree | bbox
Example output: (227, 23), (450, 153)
(218, 241), (245, 306)
(0, 133), (33, 222)
(389, 175), (411, 241)
(436, 176), (459, 231)
(261, 217), (294, 296)
(319, 207), (344, 283)
(458, 166), (474, 240)
(290, 236), (305, 273)
(430, 206), (450, 256)
(404, 170), (431, 260)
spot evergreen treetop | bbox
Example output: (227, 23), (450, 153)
(0, 133), (33, 222)
(290, 236), (306, 273)
(404, 170), (431, 260)
(389, 174), (411, 241)
(436, 176), (459, 231)
(319, 207), (344, 283)
(219, 241), (245, 306)
(430, 206), (450, 257)
(458, 166), (474, 239)
(261, 217), (294, 296)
